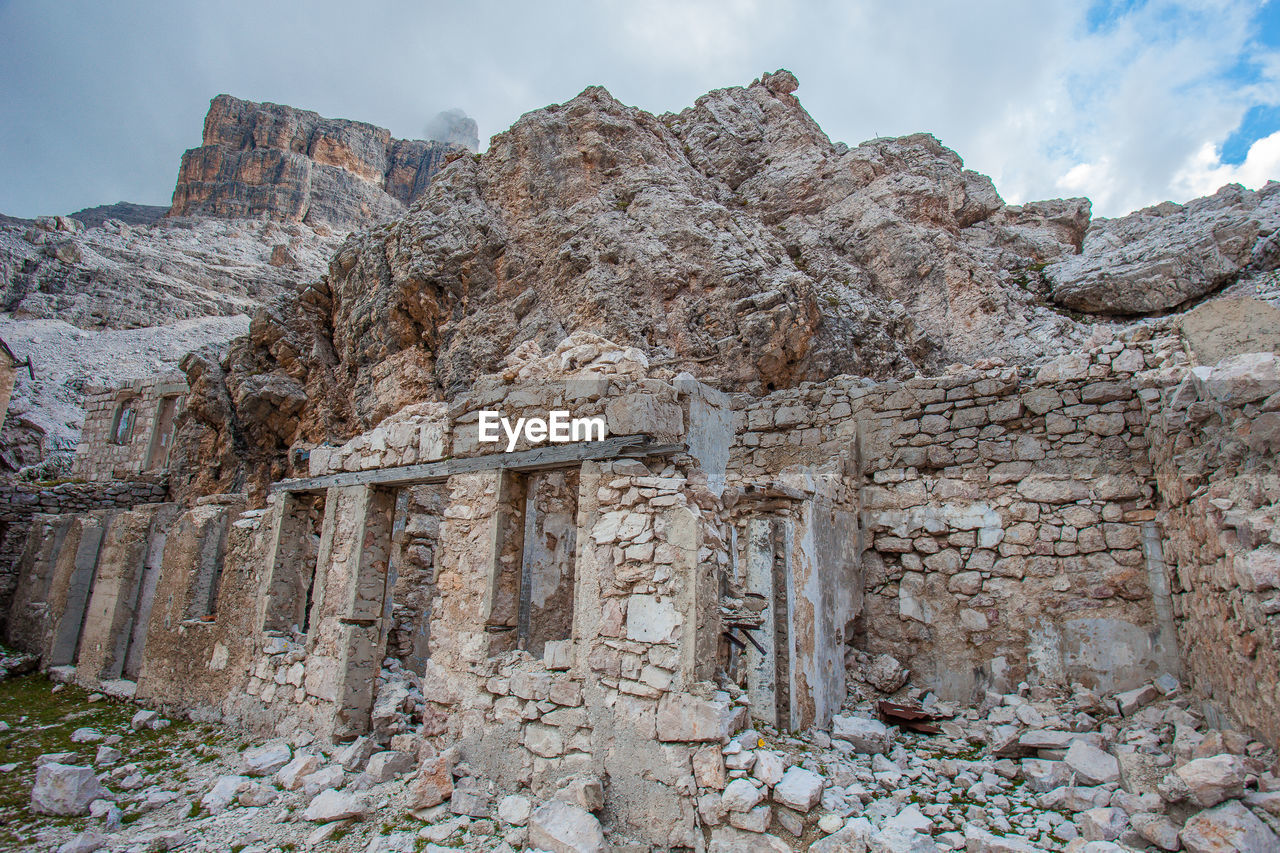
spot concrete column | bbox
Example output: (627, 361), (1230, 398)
(1142, 521), (1182, 678)
(5, 515), (74, 652)
(480, 470), (528, 657)
(260, 492), (323, 633)
(429, 470), (503, 672)
(75, 507), (159, 684)
(306, 484), (397, 740)
(672, 504), (718, 687)
(47, 512), (111, 667)
(121, 506), (179, 681)
(744, 517), (778, 728)
(788, 498), (862, 732)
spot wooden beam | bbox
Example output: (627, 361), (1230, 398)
(268, 434), (684, 493)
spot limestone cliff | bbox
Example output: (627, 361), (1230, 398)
(176, 71), (1094, 487)
(173, 72), (1280, 503)
(169, 95), (466, 229)
(0, 96), (476, 473)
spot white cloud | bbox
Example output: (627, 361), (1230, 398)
(614, 0), (764, 72)
(1173, 130), (1280, 197)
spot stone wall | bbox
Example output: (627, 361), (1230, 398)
(0, 478), (168, 636)
(71, 374), (187, 482)
(11, 325), (1280, 848)
(1140, 351), (1280, 745)
(23, 365), (859, 848)
(727, 328), (1189, 703)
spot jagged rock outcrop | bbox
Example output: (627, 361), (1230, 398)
(169, 95), (468, 229)
(0, 214), (339, 329)
(23, 69), (1266, 499)
(68, 202), (168, 228)
(0, 96), (473, 472)
(1046, 182), (1280, 314)
(182, 70), (1098, 465)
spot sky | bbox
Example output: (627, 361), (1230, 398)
(1, 0), (1280, 219)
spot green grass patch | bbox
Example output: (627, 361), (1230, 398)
(0, 673), (219, 849)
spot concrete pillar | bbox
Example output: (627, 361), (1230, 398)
(75, 506), (160, 684)
(483, 470), (526, 656)
(121, 506), (178, 680)
(5, 514), (74, 653)
(744, 517), (779, 728)
(260, 492), (323, 634)
(672, 504), (718, 687)
(1142, 521), (1182, 679)
(431, 470), (504, 672)
(46, 512), (112, 667)
(788, 498), (862, 731)
(306, 485), (397, 740)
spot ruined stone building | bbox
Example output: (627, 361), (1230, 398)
(70, 374), (188, 482)
(5, 318), (1280, 848)
(3, 70), (1280, 851)
(0, 337), (22, 432)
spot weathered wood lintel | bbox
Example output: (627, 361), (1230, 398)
(268, 434), (684, 493)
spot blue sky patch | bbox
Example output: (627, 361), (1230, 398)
(1222, 103), (1280, 164)
(1085, 0), (1147, 33)
(1216, 2), (1280, 165)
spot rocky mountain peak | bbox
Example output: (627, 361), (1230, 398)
(169, 94), (474, 230)
(284, 70), (1103, 429)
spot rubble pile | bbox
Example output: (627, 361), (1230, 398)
(8, 667), (1280, 853)
(682, 665), (1280, 852)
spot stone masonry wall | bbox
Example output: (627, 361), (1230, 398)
(0, 478), (168, 636)
(71, 374), (187, 482)
(1140, 351), (1280, 745)
(16, 322), (1280, 849)
(728, 327), (1188, 703)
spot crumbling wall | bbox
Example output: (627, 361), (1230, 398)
(0, 350), (16, 430)
(71, 374), (187, 481)
(0, 478), (167, 635)
(133, 496), (252, 714)
(42, 511), (113, 668)
(387, 485), (442, 672)
(214, 492), (374, 742)
(444, 454), (732, 849)
(4, 514), (74, 650)
(1140, 351), (1280, 745)
(722, 468), (862, 734)
(24, 328), (1280, 848)
(729, 329), (1186, 702)
(855, 336), (1181, 701)
(72, 504), (175, 686)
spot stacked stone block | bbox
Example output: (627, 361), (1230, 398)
(70, 373), (187, 482)
(1140, 351), (1280, 745)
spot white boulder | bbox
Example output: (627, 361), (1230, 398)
(303, 788), (368, 822)
(527, 799), (607, 853)
(31, 763), (106, 816)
